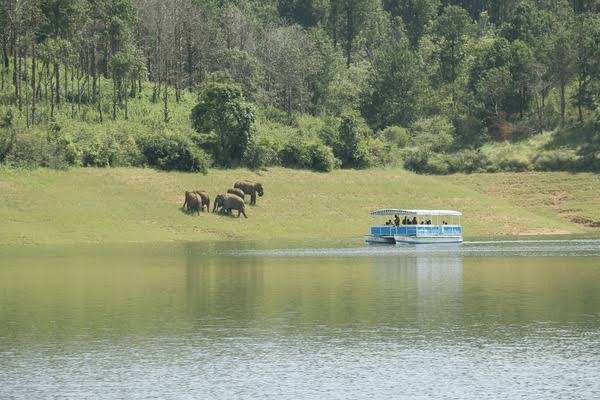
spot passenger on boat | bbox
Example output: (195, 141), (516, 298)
(385, 220), (392, 225)
(412, 217), (418, 225)
(402, 216), (408, 225)
(394, 215), (400, 226)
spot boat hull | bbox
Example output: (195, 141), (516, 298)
(365, 234), (463, 245)
(393, 235), (463, 245)
(364, 235), (396, 245)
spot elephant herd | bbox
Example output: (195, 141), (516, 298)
(182, 180), (264, 219)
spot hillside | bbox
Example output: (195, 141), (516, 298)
(0, 167), (597, 246)
(2, 1), (599, 175)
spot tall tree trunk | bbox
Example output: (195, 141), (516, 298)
(124, 84), (128, 120)
(54, 62), (60, 106)
(2, 35), (8, 69)
(71, 66), (75, 118)
(31, 42), (37, 125)
(12, 42), (19, 109)
(577, 78), (583, 123)
(64, 64), (68, 101)
(345, 7), (353, 68)
(91, 44), (97, 101)
(97, 75), (103, 123)
(1, 34), (7, 90)
(559, 79), (566, 126)
(163, 81), (169, 123)
(17, 46), (23, 112)
(112, 78), (117, 120)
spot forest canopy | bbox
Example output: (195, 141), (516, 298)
(1, 0), (599, 172)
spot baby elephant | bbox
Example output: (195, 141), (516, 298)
(213, 193), (247, 218)
(227, 187), (245, 199)
(192, 190), (210, 212)
(182, 191), (201, 215)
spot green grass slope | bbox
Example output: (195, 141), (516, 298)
(0, 167), (598, 246)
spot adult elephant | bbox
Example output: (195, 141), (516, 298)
(182, 191), (201, 215)
(233, 180), (264, 205)
(213, 193), (247, 218)
(193, 190), (210, 212)
(227, 188), (245, 199)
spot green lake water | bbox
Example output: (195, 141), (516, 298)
(1, 240), (600, 399)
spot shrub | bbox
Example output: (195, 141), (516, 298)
(410, 116), (455, 152)
(363, 137), (395, 167)
(138, 133), (210, 173)
(334, 112), (370, 168)
(532, 149), (580, 171)
(279, 140), (337, 172)
(80, 135), (118, 167)
(381, 125), (409, 148)
(444, 149), (489, 173)
(493, 156), (531, 172)
(243, 137), (279, 169)
(402, 148), (431, 173)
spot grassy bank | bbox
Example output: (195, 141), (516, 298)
(0, 167), (598, 245)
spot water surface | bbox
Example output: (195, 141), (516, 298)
(1, 240), (599, 399)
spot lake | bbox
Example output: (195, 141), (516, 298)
(1, 240), (600, 399)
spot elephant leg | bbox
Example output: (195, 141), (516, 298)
(251, 193), (256, 205)
(241, 208), (247, 218)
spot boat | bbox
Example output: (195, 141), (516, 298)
(364, 209), (463, 245)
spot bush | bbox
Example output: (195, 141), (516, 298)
(444, 149), (489, 173)
(138, 133), (210, 173)
(279, 140), (337, 172)
(381, 125), (409, 148)
(532, 149), (580, 171)
(410, 116), (455, 152)
(363, 137), (395, 167)
(242, 137), (279, 169)
(493, 156), (531, 172)
(2, 129), (74, 169)
(402, 148), (489, 174)
(402, 148), (431, 173)
(80, 135), (118, 167)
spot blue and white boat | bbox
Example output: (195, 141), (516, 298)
(364, 209), (463, 245)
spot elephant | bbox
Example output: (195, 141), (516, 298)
(192, 190), (210, 212)
(233, 180), (264, 205)
(213, 193), (247, 218)
(227, 187), (245, 199)
(182, 191), (201, 215)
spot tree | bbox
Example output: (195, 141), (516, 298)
(333, 0), (374, 67)
(334, 111), (368, 168)
(277, 0), (326, 27)
(259, 24), (318, 114)
(432, 5), (473, 85)
(110, 46), (145, 119)
(383, 0), (440, 47)
(549, 24), (576, 125)
(573, 12), (600, 122)
(361, 24), (426, 130)
(191, 81), (255, 167)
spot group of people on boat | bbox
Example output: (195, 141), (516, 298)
(384, 215), (436, 226)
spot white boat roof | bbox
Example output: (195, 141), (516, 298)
(370, 209), (462, 216)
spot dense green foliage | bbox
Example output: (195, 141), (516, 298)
(1, 0), (598, 173)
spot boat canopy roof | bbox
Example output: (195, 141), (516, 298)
(370, 209), (462, 216)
